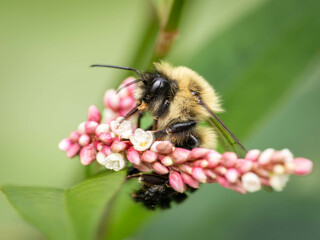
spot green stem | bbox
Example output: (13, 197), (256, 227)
(150, 0), (186, 64)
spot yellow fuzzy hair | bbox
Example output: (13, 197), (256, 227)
(153, 62), (223, 129)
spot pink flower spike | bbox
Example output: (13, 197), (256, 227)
(141, 150), (158, 163)
(78, 134), (90, 146)
(291, 158), (313, 176)
(104, 89), (120, 110)
(127, 147), (141, 165)
(221, 152), (237, 167)
(152, 162), (169, 175)
(181, 172), (200, 188)
(189, 148), (209, 160)
(98, 133), (113, 145)
(155, 141), (174, 154)
(192, 167), (207, 183)
(85, 121), (99, 134)
(110, 141), (127, 153)
(169, 171), (186, 193)
(70, 131), (81, 141)
(225, 168), (240, 183)
(88, 105), (101, 123)
(171, 148), (190, 164)
(58, 138), (72, 151)
(235, 159), (253, 173)
(119, 96), (136, 110)
(161, 156), (174, 166)
(206, 150), (221, 168)
(80, 144), (96, 165)
(245, 149), (261, 161)
(67, 143), (81, 158)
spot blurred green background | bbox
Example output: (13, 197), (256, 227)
(1, 0), (319, 239)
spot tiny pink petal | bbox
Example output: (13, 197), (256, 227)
(178, 164), (193, 175)
(192, 167), (207, 183)
(127, 147), (141, 165)
(169, 171), (186, 193)
(59, 138), (72, 151)
(214, 166), (227, 176)
(235, 159), (253, 173)
(245, 149), (261, 161)
(189, 148), (209, 160)
(80, 144), (96, 165)
(87, 105), (101, 123)
(79, 134), (90, 146)
(133, 163), (152, 172)
(204, 169), (217, 179)
(292, 158), (313, 176)
(181, 172), (200, 188)
(161, 156), (174, 166)
(171, 148), (190, 164)
(258, 148), (274, 165)
(152, 162), (169, 175)
(141, 150), (158, 163)
(119, 96), (136, 110)
(121, 77), (137, 94)
(67, 143), (81, 158)
(192, 159), (208, 168)
(206, 150), (221, 168)
(216, 176), (230, 188)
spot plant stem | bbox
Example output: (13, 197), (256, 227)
(150, 0), (185, 64)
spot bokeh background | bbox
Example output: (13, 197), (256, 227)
(1, 0), (319, 239)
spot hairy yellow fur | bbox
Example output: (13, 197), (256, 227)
(154, 62), (223, 129)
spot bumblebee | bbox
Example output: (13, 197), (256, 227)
(92, 62), (247, 209)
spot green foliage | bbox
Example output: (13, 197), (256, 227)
(2, 171), (125, 240)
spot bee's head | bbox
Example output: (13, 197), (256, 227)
(143, 76), (170, 103)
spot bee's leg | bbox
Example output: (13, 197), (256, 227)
(137, 111), (144, 128)
(126, 173), (168, 185)
(180, 134), (199, 150)
(152, 119), (158, 130)
(153, 121), (197, 139)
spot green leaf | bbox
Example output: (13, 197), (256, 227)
(1, 171), (125, 240)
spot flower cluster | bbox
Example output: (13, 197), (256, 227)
(59, 77), (313, 194)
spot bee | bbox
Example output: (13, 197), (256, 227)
(91, 62), (247, 209)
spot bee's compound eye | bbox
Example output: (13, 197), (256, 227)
(148, 77), (169, 99)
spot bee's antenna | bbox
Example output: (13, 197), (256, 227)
(90, 64), (143, 79)
(116, 79), (142, 93)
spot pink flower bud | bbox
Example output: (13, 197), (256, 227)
(216, 176), (230, 188)
(258, 148), (274, 165)
(152, 162), (169, 175)
(80, 144), (96, 165)
(58, 138), (72, 151)
(189, 148), (209, 160)
(204, 169), (217, 179)
(192, 159), (208, 168)
(104, 89), (120, 110)
(133, 162), (152, 172)
(245, 149), (261, 161)
(235, 159), (253, 173)
(214, 166), (227, 176)
(121, 77), (136, 94)
(69, 131), (81, 141)
(127, 147), (141, 165)
(98, 133), (113, 145)
(161, 156), (174, 166)
(141, 150), (158, 163)
(95, 123), (110, 135)
(67, 143), (81, 158)
(192, 167), (207, 183)
(119, 96), (135, 110)
(181, 172), (200, 188)
(111, 141), (127, 152)
(78, 122), (86, 134)
(79, 134), (90, 146)
(155, 141), (174, 154)
(85, 121), (99, 134)
(225, 168), (240, 183)
(96, 152), (107, 165)
(171, 148), (190, 164)
(221, 152), (237, 167)
(87, 105), (101, 123)
(169, 171), (186, 193)
(101, 145), (112, 156)
(291, 158), (313, 176)
(178, 164), (193, 174)
(206, 150), (221, 168)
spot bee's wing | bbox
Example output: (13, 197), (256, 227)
(199, 100), (247, 158)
